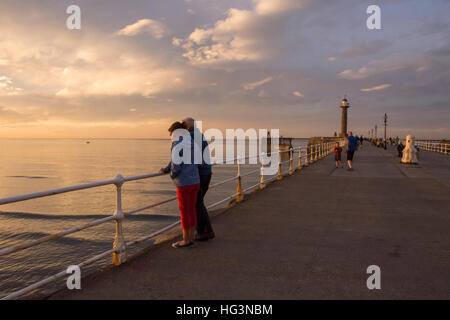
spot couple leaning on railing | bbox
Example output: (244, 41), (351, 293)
(158, 117), (215, 249)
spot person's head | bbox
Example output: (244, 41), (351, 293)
(168, 121), (185, 136)
(335, 142), (339, 147)
(348, 131), (353, 137)
(181, 117), (195, 130)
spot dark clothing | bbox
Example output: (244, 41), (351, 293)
(334, 146), (342, 161)
(347, 150), (355, 161)
(196, 174), (214, 235)
(397, 144), (404, 157)
(189, 129), (212, 175)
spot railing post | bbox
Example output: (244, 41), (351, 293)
(236, 163), (243, 203)
(112, 174), (127, 266)
(277, 151), (282, 180)
(305, 147), (309, 166)
(289, 148), (294, 175)
(310, 145), (314, 163)
(298, 147), (302, 170)
(259, 153), (265, 189)
(315, 144), (318, 161)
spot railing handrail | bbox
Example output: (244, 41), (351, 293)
(0, 141), (343, 300)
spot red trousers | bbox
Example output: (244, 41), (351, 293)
(176, 184), (200, 230)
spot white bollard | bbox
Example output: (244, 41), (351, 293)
(401, 135), (419, 164)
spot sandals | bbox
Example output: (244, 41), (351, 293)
(171, 241), (195, 248)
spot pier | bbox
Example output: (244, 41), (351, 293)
(48, 143), (450, 300)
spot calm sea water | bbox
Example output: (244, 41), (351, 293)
(0, 138), (308, 298)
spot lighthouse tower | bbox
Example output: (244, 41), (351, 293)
(340, 97), (350, 137)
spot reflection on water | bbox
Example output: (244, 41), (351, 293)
(0, 138), (308, 297)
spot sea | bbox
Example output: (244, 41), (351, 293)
(0, 138), (308, 298)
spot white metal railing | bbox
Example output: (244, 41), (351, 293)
(369, 138), (450, 156)
(414, 140), (450, 155)
(0, 140), (342, 300)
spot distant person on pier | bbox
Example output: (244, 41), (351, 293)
(346, 131), (358, 171)
(182, 117), (215, 242)
(334, 142), (343, 168)
(397, 141), (404, 157)
(160, 121), (200, 248)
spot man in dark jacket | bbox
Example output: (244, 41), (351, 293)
(182, 117), (215, 241)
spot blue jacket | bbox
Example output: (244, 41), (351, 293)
(163, 134), (200, 187)
(189, 129), (212, 175)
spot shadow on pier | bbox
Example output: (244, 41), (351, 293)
(50, 144), (450, 299)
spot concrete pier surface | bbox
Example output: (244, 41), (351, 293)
(50, 144), (450, 300)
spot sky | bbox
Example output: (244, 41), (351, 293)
(0, 0), (449, 139)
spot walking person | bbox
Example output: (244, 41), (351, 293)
(181, 117), (215, 241)
(160, 121), (200, 248)
(346, 131), (359, 171)
(334, 142), (343, 168)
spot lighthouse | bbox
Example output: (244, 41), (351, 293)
(340, 97), (350, 137)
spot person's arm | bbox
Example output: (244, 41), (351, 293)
(159, 161), (171, 174)
(170, 161), (182, 179)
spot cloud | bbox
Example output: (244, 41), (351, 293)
(0, 105), (32, 124)
(254, 0), (308, 15)
(361, 84), (392, 92)
(337, 40), (391, 59)
(242, 77), (273, 90)
(0, 76), (24, 96)
(177, 0), (309, 67)
(0, 0), (449, 139)
(116, 19), (168, 39)
(0, 15), (185, 98)
(339, 55), (415, 80)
